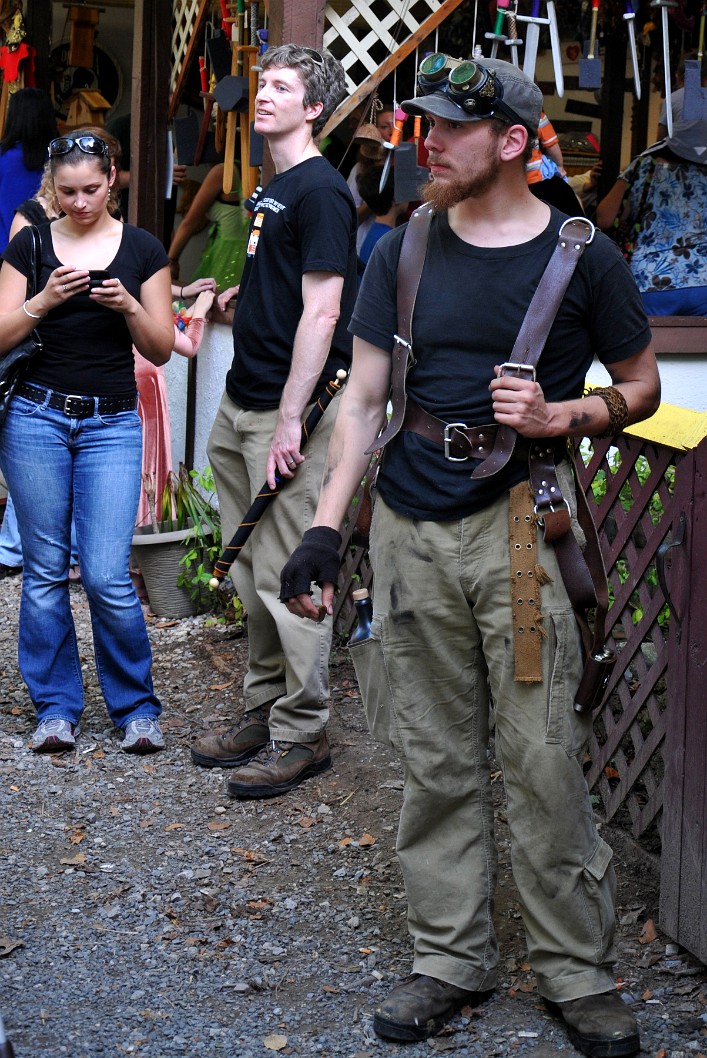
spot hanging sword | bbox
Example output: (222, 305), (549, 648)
(624, 0), (642, 99)
(650, 0), (677, 136)
(517, 1), (564, 95)
(485, 0), (521, 61)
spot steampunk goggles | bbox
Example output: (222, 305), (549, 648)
(417, 52), (528, 128)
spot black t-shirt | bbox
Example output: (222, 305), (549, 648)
(350, 206), (653, 521)
(4, 222), (168, 396)
(226, 155), (357, 410)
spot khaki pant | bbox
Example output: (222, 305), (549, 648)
(353, 480), (617, 1002)
(207, 390), (338, 742)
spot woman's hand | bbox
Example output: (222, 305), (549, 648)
(179, 277), (216, 298)
(89, 277), (138, 316)
(35, 266), (90, 313)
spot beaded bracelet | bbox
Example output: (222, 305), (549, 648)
(22, 300), (43, 319)
(592, 386), (629, 437)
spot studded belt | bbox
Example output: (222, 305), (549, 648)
(16, 383), (137, 419)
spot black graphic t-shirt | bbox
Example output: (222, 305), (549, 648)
(226, 155), (357, 410)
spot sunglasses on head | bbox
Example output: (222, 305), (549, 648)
(417, 52), (527, 128)
(298, 47), (324, 66)
(48, 135), (110, 159)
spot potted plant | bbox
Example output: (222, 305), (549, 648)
(131, 463), (221, 618)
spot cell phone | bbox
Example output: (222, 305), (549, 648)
(88, 270), (111, 291)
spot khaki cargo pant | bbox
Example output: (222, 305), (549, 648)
(352, 477), (618, 1002)
(207, 389), (337, 742)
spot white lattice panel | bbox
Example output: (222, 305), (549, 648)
(172, 0), (205, 94)
(324, 0), (443, 94)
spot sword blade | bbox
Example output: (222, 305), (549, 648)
(661, 6), (673, 136)
(523, 23), (540, 79)
(626, 16), (641, 99)
(547, 2), (564, 96)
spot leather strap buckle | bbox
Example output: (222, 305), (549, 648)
(499, 362), (537, 382)
(444, 422), (470, 462)
(63, 394), (91, 417)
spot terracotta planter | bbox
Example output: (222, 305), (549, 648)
(131, 524), (213, 619)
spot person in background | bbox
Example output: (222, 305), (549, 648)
(527, 111), (583, 213)
(0, 129), (174, 755)
(280, 56), (659, 1056)
(0, 87), (58, 252)
(595, 120), (707, 315)
(347, 105), (395, 252)
(133, 279), (216, 531)
(189, 44), (357, 799)
(167, 162), (249, 292)
(657, 52), (707, 149)
(356, 162), (408, 270)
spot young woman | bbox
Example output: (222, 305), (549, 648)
(0, 130), (174, 754)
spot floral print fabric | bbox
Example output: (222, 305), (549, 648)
(620, 153), (707, 293)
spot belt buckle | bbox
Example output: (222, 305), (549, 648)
(499, 362), (536, 382)
(63, 394), (89, 417)
(444, 422), (469, 462)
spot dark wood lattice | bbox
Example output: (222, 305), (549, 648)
(573, 434), (682, 842)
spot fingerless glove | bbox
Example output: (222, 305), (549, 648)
(279, 526), (342, 601)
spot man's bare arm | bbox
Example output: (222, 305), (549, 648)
(488, 343), (660, 438)
(266, 270), (345, 487)
(283, 337), (392, 620)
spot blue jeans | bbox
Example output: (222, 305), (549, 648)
(0, 390), (162, 729)
(0, 492), (79, 567)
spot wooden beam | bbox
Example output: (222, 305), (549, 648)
(319, 0), (468, 140)
(268, 0), (325, 49)
(130, 0), (170, 241)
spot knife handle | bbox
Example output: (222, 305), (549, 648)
(531, 0), (541, 17)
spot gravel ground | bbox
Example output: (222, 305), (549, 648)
(1, 575), (706, 1058)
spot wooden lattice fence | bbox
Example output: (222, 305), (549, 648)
(334, 430), (683, 847)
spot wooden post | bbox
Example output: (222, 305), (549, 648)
(23, 2), (53, 94)
(597, 26), (627, 195)
(267, 0), (325, 48)
(129, 0), (170, 240)
(659, 436), (707, 963)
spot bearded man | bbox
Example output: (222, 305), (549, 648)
(280, 57), (659, 1057)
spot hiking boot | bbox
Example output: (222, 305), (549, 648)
(545, 991), (640, 1057)
(31, 718), (78, 753)
(190, 703), (273, 769)
(373, 973), (493, 1042)
(226, 734), (331, 799)
(120, 718), (165, 754)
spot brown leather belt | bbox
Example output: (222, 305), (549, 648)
(401, 400), (566, 467)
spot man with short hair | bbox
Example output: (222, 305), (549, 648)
(280, 57), (660, 1056)
(191, 45), (357, 799)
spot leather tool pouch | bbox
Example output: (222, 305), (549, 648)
(573, 647), (617, 714)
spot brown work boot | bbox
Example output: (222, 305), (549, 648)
(190, 702), (272, 768)
(373, 973), (493, 1042)
(226, 734), (331, 799)
(545, 990), (640, 1057)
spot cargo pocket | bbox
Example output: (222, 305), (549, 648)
(349, 617), (400, 751)
(546, 610), (592, 758)
(581, 837), (617, 964)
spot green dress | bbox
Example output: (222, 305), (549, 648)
(191, 199), (250, 290)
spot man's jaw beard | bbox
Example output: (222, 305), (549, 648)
(421, 162), (500, 211)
